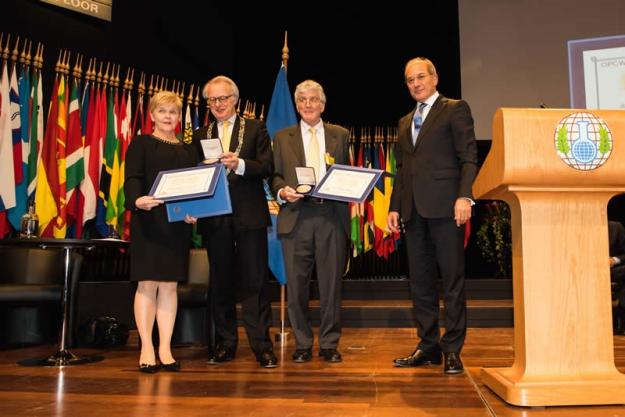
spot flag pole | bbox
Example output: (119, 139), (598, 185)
(277, 30), (289, 349)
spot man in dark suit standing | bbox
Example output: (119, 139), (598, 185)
(271, 80), (349, 363)
(387, 58), (478, 374)
(192, 76), (277, 368)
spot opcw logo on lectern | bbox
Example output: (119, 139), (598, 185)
(554, 112), (612, 171)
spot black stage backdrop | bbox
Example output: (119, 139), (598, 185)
(0, 0), (460, 127)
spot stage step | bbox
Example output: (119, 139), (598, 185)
(268, 278), (513, 301)
(269, 299), (514, 328)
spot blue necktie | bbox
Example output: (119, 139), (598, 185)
(412, 102), (427, 145)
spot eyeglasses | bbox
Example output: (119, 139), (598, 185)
(207, 95), (233, 105)
(405, 74), (430, 84)
(296, 96), (322, 105)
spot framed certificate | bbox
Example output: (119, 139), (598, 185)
(149, 164), (224, 202)
(166, 166), (232, 222)
(312, 164), (384, 203)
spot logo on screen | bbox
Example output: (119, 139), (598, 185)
(554, 112), (612, 170)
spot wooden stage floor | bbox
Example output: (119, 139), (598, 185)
(1, 328), (625, 417)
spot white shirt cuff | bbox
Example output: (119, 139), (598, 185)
(276, 187), (287, 205)
(234, 158), (246, 175)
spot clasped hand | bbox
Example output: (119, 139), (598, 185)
(220, 151), (239, 170)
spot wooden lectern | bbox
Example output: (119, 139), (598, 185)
(473, 108), (625, 407)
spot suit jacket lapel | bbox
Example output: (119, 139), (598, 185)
(324, 123), (338, 160)
(415, 96), (444, 150)
(229, 116), (241, 152)
(287, 126), (306, 166)
(400, 116), (415, 154)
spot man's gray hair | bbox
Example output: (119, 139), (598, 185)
(202, 75), (240, 99)
(294, 79), (326, 104)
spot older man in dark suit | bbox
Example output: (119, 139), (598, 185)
(387, 57), (478, 374)
(271, 80), (349, 363)
(192, 75), (276, 368)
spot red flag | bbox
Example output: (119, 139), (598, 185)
(35, 76), (60, 237)
(65, 78), (84, 231)
(132, 94), (144, 136)
(80, 84), (103, 229)
(143, 98), (153, 134)
(0, 212), (9, 237)
(53, 76), (68, 238)
(116, 90), (131, 238)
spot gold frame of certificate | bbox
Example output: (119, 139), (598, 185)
(311, 164), (384, 203)
(149, 164), (224, 202)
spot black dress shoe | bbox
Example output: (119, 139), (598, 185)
(393, 349), (442, 367)
(319, 348), (342, 363)
(257, 349), (278, 368)
(443, 352), (464, 375)
(207, 345), (236, 365)
(138, 363), (160, 373)
(161, 361), (181, 372)
(292, 348), (312, 363)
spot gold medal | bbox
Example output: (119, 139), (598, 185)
(295, 184), (312, 194)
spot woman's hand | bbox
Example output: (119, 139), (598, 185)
(184, 214), (198, 224)
(135, 196), (164, 211)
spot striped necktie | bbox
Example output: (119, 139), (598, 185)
(412, 102), (427, 145)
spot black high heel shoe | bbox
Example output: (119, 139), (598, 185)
(160, 361), (181, 372)
(139, 363), (161, 373)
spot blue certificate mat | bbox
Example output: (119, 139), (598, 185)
(165, 166), (232, 222)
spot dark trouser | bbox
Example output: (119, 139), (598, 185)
(203, 218), (273, 354)
(281, 203), (346, 350)
(404, 212), (467, 353)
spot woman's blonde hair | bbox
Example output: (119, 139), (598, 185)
(149, 90), (182, 114)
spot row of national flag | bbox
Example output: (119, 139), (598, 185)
(0, 46), (205, 240)
(348, 129), (401, 259)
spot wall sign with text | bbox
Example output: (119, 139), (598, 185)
(40, 0), (112, 22)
